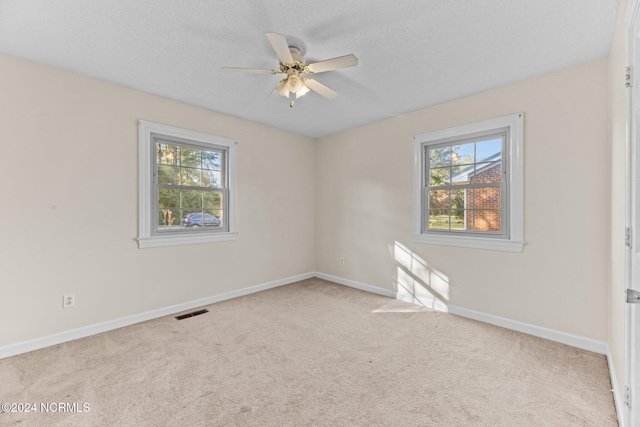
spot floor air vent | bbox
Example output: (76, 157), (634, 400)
(175, 309), (208, 320)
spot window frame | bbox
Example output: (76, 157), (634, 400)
(138, 120), (238, 248)
(412, 113), (524, 252)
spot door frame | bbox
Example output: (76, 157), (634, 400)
(626, 1), (640, 425)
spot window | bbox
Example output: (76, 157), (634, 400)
(412, 113), (524, 252)
(138, 120), (237, 248)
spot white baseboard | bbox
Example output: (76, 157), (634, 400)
(314, 272), (609, 355)
(0, 272), (314, 360)
(607, 349), (625, 427)
(446, 305), (608, 355)
(313, 272), (397, 298)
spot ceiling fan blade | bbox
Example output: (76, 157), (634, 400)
(306, 54), (359, 74)
(221, 67), (278, 74)
(266, 32), (294, 64)
(303, 78), (338, 100)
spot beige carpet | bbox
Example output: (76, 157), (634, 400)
(1, 278), (617, 426)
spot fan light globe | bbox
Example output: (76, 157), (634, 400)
(286, 74), (303, 93)
(296, 85), (310, 98)
(275, 79), (289, 97)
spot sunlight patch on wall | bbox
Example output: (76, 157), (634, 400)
(391, 241), (450, 312)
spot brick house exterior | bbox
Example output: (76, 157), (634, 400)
(465, 163), (501, 232)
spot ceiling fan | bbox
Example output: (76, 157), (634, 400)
(222, 33), (358, 107)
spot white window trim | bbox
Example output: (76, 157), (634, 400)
(412, 113), (524, 252)
(138, 120), (238, 248)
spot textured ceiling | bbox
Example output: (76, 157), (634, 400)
(0, 0), (620, 138)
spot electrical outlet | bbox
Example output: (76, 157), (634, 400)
(340, 257), (345, 265)
(63, 294), (75, 308)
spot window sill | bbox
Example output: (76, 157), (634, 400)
(138, 232), (238, 248)
(412, 233), (524, 252)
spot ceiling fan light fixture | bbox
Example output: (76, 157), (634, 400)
(286, 73), (304, 93)
(225, 33), (358, 105)
(275, 79), (289, 97)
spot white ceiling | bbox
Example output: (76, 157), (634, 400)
(0, 0), (620, 138)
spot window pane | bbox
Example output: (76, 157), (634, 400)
(157, 209), (180, 230)
(473, 210), (501, 232)
(429, 167), (450, 186)
(472, 162), (502, 183)
(181, 168), (202, 186)
(204, 191), (223, 210)
(451, 165), (472, 185)
(158, 188), (180, 209)
(180, 211), (220, 228)
(181, 148), (201, 168)
(459, 210), (474, 231)
(452, 143), (474, 165)
(158, 165), (179, 185)
(182, 190), (202, 209)
(181, 209), (199, 228)
(157, 144), (178, 165)
(476, 137), (502, 162)
(450, 188), (466, 217)
(449, 215), (466, 230)
(471, 187), (501, 210)
(428, 210), (451, 230)
(204, 209), (223, 228)
(202, 151), (222, 170)
(429, 146), (450, 167)
(202, 170), (222, 187)
(213, 210), (223, 228)
(429, 189), (450, 210)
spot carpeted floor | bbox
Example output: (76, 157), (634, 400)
(0, 278), (618, 426)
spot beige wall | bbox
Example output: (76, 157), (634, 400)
(316, 59), (610, 340)
(0, 54), (316, 347)
(609, 0), (630, 410)
(0, 31), (622, 358)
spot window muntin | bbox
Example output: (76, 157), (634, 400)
(153, 136), (228, 234)
(423, 132), (507, 237)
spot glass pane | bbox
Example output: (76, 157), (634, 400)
(202, 151), (222, 170)
(204, 191), (223, 210)
(451, 165), (472, 184)
(157, 144), (178, 165)
(181, 168), (202, 186)
(450, 188), (466, 212)
(457, 210), (473, 231)
(181, 148), (201, 168)
(472, 187), (501, 210)
(473, 210), (501, 232)
(428, 210), (451, 230)
(429, 167), (450, 186)
(452, 143), (474, 165)
(181, 190), (202, 209)
(476, 137), (502, 163)
(429, 146), (450, 167)
(202, 170), (222, 187)
(203, 210), (223, 228)
(181, 209), (202, 228)
(472, 162), (502, 183)
(429, 189), (450, 210)
(158, 188), (180, 209)
(449, 214), (466, 230)
(157, 165), (179, 185)
(157, 209), (180, 230)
